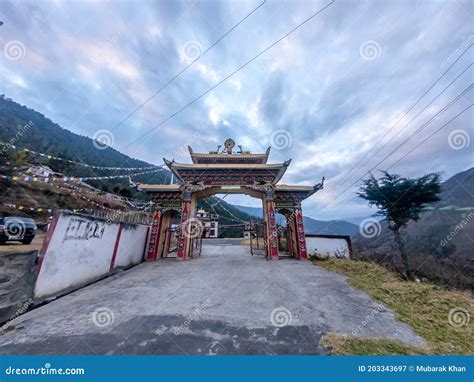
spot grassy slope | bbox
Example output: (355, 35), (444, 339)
(0, 179), (129, 221)
(314, 259), (473, 355)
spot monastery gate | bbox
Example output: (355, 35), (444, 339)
(139, 139), (324, 261)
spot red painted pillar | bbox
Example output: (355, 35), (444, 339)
(177, 200), (191, 261)
(146, 209), (162, 261)
(294, 207), (308, 260)
(265, 200), (279, 260)
(36, 212), (60, 276)
(109, 223), (123, 271)
(285, 215), (293, 257)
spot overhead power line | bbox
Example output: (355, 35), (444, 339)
(338, 64), (472, 188)
(109, 0), (267, 133)
(385, 104), (473, 171)
(316, 104), (473, 215)
(331, 43), (473, 190)
(317, 85), (473, 211)
(122, 0), (336, 150)
(363, 85), (473, 175)
(317, 62), (473, 206)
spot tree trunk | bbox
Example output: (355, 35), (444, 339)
(393, 228), (413, 281)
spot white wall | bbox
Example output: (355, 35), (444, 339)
(114, 224), (148, 268)
(34, 212), (148, 299)
(305, 236), (351, 259)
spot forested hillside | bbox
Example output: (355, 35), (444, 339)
(0, 96), (255, 230)
(0, 95), (167, 188)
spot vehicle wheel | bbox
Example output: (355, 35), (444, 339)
(22, 239), (33, 245)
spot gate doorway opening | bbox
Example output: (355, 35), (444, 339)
(198, 193), (255, 239)
(139, 138), (324, 261)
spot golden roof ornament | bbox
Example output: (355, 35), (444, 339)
(223, 138), (235, 154)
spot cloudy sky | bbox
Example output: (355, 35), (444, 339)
(0, 0), (472, 220)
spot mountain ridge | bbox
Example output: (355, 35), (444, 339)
(233, 204), (360, 236)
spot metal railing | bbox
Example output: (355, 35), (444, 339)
(164, 227), (178, 257)
(85, 209), (153, 225)
(190, 231), (204, 257)
(248, 220), (267, 257)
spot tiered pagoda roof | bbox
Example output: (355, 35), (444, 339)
(163, 159), (291, 186)
(139, 138), (324, 205)
(164, 138), (290, 186)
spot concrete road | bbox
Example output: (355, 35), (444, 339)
(0, 243), (423, 355)
(202, 238), (246, 246)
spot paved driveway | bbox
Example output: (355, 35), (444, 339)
(0, 244), (422, 355)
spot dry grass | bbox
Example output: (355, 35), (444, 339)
(315, 259), (473, 355)
(322, 332), (429, 355)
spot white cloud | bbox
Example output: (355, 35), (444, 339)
(11, 75), (28, 88)
(209, 108), (220, 125)
(3, 0), (472, 220)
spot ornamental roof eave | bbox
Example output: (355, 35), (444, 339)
(163, 158), (182, 182)
(275, 177), (325, 200)
(163, 158), (291, 184)
(166, 161), (288, 170)
(188, 145), (271, 164)
(273, 159), (291, 184)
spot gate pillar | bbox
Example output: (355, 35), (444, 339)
(264, 187), (279, 260)
(294, 205), (308, 260)
(285, 214), (294, 257)
(158, 211), (172, 258)
(177, 187), (193, 261)
(146, 209), (163, 261)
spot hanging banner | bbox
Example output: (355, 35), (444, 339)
(0, 168), (163, 183)
(0, 142), (163, 171)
